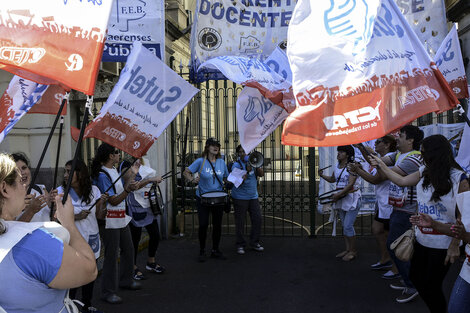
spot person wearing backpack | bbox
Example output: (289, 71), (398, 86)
(231, 145), (264, 255)
(91, 143), (140, 304)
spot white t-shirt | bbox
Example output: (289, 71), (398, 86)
(57, 185), (101, 258)
(333, 164), (361, 211)
(458, 191), (470, 284)
(415, 167), (463, 249)
(372, 152), (394, 219)
(100, 166), (132, 229)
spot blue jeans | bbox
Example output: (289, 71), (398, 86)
(448, 276), (470, 313)
(387, 210), (415, 289)
(337, 204), (360, 237)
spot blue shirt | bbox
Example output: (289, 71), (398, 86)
(188, 157), (228, 197)
(231, 160), (259, 200)
(93, 171), (116, 196)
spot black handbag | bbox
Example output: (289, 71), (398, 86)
(207, 159), (232, 213)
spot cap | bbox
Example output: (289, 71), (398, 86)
(206, 137), (220, 147)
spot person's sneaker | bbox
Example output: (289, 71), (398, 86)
(251, 243), (264, 252)
(237, 247), (245, 255)
(390, 280), (407, 290)
(133, 268), (146, 280)
(84, 306), (104, 313)
(381, 270), (401, 280)
(370, 260), (392, 270)
(146, 263), (165, 274)
(396, 288), (419, 303)
(210, 250), (227, 260)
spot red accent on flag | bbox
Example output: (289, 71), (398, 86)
(27, 85), (68, 115)
(70, 126), (80, 142)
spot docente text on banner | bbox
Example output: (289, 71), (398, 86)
(282, 0), (458, 147)
(190, 0), (296, 82)
(84, 41), (199, 158)
(0, 0), (113, 95)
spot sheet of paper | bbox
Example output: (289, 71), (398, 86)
(227, 167), (247, 188)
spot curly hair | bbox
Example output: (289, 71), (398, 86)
(0, 154), (20, 235)
(91, 143), (116, 179)
(64, 159), (93, 205)
(421, 135), (463, 202)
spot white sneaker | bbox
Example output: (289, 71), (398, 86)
(237, 247), (245, 255)
(251, 243), (264, 252)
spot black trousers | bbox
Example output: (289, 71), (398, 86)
(70, 278), (95, 308)
(196, 196), (224, 251)
(410, 242), (451, 313)
(129, 219), (160, 262)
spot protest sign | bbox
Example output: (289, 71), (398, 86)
(394, 0), (447, 56)
(0, 0), (112, 95)
(190, 0), (296, 82)
(0, 76), (48, 142)
(103, 0), (165, 61)
(27, 85), (68, 115)
(434, 24), (469, 99)
(282, 0), (458, 147)
(84, 41), (199, 158)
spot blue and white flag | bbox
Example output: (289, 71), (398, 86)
(0, 76), (48, 142)
(103, 0), (165, 61)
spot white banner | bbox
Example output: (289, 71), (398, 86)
(456, 88), (470, 174)
(394, 0), (447, 56)
(434, 24), (469, 99)
(85, 41), (199, 158)
(103, 0), (165, 62)
(283, 0), (458, 147)
(190, 0), (296, 81)
(237, 87), (289, 153)
(0, 76), (48, 142)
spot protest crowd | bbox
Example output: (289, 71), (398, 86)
(1, 0), (470, 313)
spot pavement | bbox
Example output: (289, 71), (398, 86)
(90, 235), (463, 313)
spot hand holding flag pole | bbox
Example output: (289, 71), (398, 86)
(454, 103), (470, 128)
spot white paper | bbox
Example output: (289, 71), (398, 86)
(227, 167), (247, 188)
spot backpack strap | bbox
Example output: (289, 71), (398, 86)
(99, 169), (117, 194)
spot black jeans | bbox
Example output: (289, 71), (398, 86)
(129, 219), (160, 262)
(410, 242), (451, 313)
(196, 196), (224, 251)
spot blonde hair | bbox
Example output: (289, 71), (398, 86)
(0, 154), (18, 235)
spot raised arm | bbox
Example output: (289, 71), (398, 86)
(348, 162), (386, 185)
(369, 155), (420, 187)
(319, 167), (336, 183)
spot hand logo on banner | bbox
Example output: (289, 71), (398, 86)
(0, 0), (113, 95)
(84, 41), (199, 158)
(282, 0), (458, 147)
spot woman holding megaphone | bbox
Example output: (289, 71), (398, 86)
(231, 145), (265, 255)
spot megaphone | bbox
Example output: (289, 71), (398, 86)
(248, 151), (264, 168)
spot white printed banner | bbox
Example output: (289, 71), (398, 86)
(283, 0), (458, 147)
(394, 0), (447, 56)
(0, 76), (48, 142)
(237, 87), (289, 153)
(456, 87), (470, 174)
(434, 24), (469, 99)
(190, 0), (296, 81)
(84, 41), (199, 158)
(0, 0), (113, 95)
(103, 0), (165, 61)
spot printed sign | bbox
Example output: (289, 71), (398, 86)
(282, 0), (458, 147)
(27, 85), (68, 115)
(190, 0), (296, 82)
(84, 41), (199, 158)
(0, 0), (113, 95)
(0, 76), (48, 142)
(434, 24), (469, 99)
(103, 0), (165, 61)
(394, 0), (447, 56)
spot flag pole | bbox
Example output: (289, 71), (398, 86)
(50, 115), (65, 220)
(62, 96), (92, 204)
(28, 93), (69, 194)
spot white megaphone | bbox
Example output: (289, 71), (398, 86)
(248, 151), (264, 168)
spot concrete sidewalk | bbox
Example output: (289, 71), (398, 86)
(92, 236), (461, 313)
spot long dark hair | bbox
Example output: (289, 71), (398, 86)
(64, 159), (93, 204)
(91, 143), (115, 179)
(421, 135), (462, 202)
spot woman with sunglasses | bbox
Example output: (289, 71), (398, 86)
(370, 134), (469, 313)
(183, 138), (229, 262)
(91, 143), (140, 304)
(120, 157), (165, 281)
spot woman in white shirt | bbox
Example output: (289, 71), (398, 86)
(58, 159), (108, 313)
(371, 135), (469, 312)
